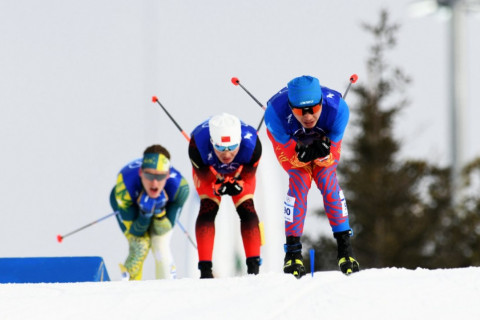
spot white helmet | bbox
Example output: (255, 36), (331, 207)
(208, 113), (241, 147)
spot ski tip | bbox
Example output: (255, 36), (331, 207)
(231, 77), (240, 85)
(152, 96), (158, 103)
(350, 74), (358, 83)
(56, 235), (63, 243)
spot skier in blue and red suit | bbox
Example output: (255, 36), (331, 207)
(188, 113), (263, 278)
(265, 75), (359, 278)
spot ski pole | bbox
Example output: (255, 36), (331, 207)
(231, 77), (266, 131)
(176, 220), (197, 249)
(152, 96), (191, 141)
(342, 74), (358, 100)
(231, 77), (266, 111)
(151, 95), (215, 249)
(57, 211), (119, 243)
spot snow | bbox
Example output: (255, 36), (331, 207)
(1, 267), (479, 319)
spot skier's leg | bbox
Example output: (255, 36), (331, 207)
(313, 164), (350, 232)
(285, 167), (313, 237)
(150, 225), (176, 279)
(123, 232), (151, 280)
(313, 164), (359, 274)
(265, 129), (311, 278)
(282, 167), (312, 278)
(235, 198), (261, 274)
(195, 198), (219, 278)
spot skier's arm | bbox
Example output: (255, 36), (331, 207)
(328, 99), (349, 143)
(265, 101), (291, 144)
(114, 175), (147, 236)
(165, 175), (190, 227)
(188, 135), (213, 180)
(239, 135), (262, 180)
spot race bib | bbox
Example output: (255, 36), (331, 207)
(339, 190), (348, 217)
(284, 195), (295, 223)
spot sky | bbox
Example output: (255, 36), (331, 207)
(0, 1), (479, 280)
(1, 267), (479, 319)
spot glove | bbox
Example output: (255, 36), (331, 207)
(137, 192), (166, 217)
(223, 176), (244, 196)
(213, 177), (244, 196)
(295, 136), (331, 163)
(213, 177), (228, 196)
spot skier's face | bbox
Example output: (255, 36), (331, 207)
(213, 147), (240, 164)
(139, 168), (169, 198)
(291, 103), (322, 129)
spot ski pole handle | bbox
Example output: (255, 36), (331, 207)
(342, 74), (358, 100)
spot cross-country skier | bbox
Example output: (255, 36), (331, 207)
(110, 144), (189, 280)
(264, 75), (359, 278)
(189, 113), (263, 278)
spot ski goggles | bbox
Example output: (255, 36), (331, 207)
(213, 143), (239, 152)
(289, 98), (322, 116)
(142, 171), (168, 181)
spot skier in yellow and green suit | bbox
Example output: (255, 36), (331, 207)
(110, 144), (189, 280)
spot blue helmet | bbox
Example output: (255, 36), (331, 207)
(287, 75), (322, 108)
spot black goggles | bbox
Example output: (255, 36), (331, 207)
(143, 171), (168, 181)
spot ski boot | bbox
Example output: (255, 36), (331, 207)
(119, 264), (130, 281)
(246, 256), (261, 275)
(283, 236), (306, 279)
(198, 261), (214, 279)
(334, 230), (360, 275)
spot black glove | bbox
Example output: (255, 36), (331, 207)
(224, 177), (244, 196)
(213, 177), (244, 196)
(213, 178), (228, 196)
(295, 136), (331, 163)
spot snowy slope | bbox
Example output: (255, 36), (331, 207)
(1, 267), (479, 320)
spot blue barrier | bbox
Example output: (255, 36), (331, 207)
(0, 256), (110, 283)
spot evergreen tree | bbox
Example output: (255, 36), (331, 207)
(304, 9), (480, 272)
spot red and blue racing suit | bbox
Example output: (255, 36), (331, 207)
(264, 86), (351, 237)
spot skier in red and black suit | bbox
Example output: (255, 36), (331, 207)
(188, 113), (263, 278)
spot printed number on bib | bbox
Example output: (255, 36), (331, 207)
(284, 195), (295, 223)
(339, 190), (348, 217)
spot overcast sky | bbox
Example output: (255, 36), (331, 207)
(1, 0), (479, 280)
